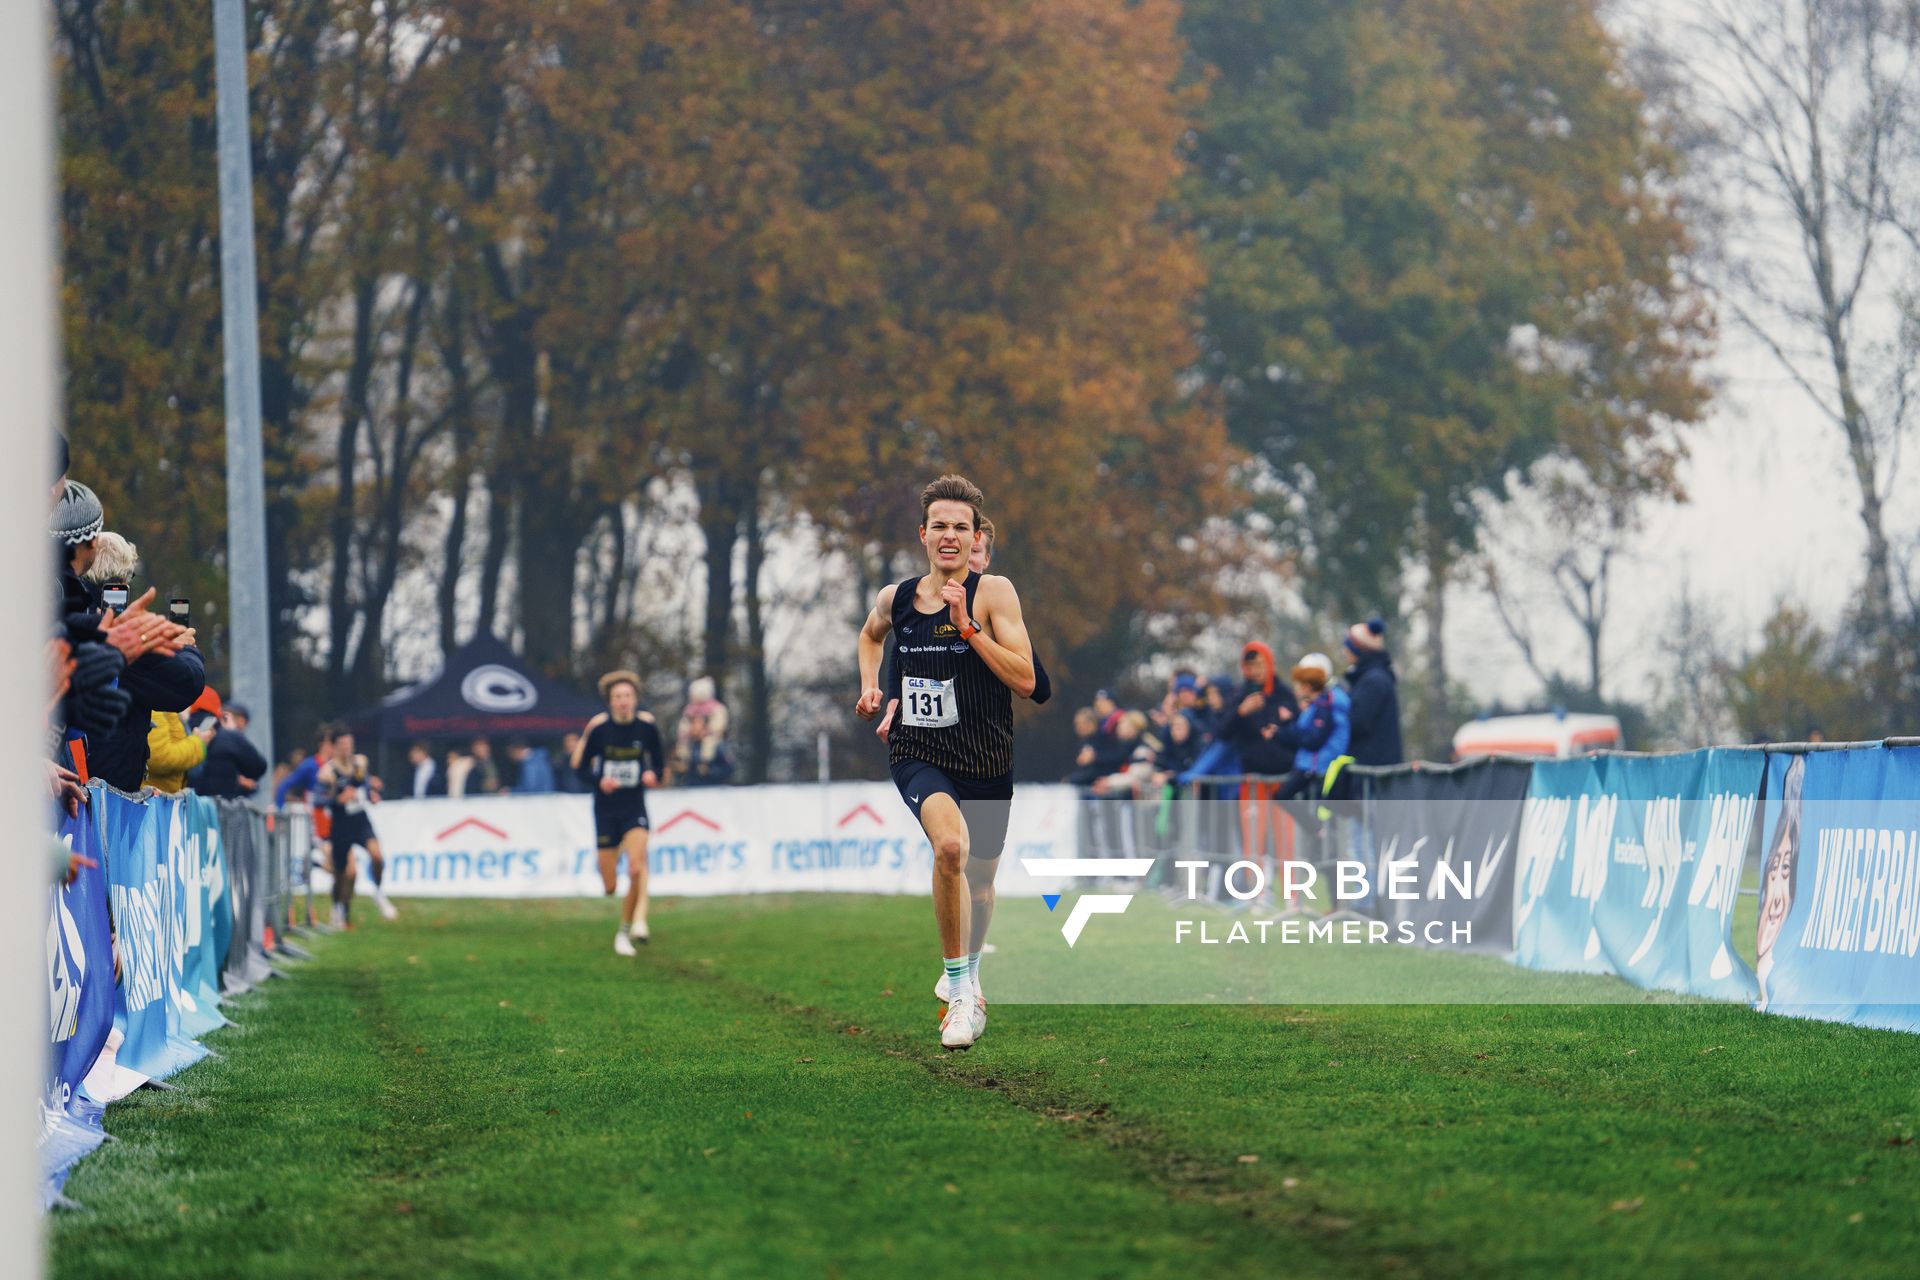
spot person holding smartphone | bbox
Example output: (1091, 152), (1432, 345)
(50, 504), (206, 791)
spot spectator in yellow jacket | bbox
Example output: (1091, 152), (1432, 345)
(145, 710), (209, 793)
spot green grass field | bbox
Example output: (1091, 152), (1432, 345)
(52, 895), (1920, 1279)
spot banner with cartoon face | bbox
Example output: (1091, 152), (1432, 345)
(1755, 747), (1920, 1033)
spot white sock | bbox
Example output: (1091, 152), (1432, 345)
(944, 955), (971, 998)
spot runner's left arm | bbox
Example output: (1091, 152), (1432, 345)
(971, 576), (1037, 699)
(640, 716), (665, 786)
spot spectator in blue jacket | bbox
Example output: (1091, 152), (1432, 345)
(507, 740), (556, 793)
(1343, 617), (1404, 767)
(1276, 654), (1349, 864)
(1279, 654), (1350, 800)
(1178, 673), (1245, 785)
(276, 725), (334, 807)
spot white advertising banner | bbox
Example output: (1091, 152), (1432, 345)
(363, 783), (1079, 898)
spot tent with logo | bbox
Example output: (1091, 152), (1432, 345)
(340, 632), (604, 751)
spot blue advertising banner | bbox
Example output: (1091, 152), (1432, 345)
(1754, 747), (1920, 1033)
(100, 789), (208, 1079)
(1513, 750), (1764, 1000)
(187, 795), (231, 1015)
(42, 801), (114, 1203)
(1513, 757), (1616, 974)
(161, 797), (225, 1039)
(1589, 750), (1763, 1001)
(48, 803), (113, 1110)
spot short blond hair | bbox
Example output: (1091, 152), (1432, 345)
(83, 530), (140, 583)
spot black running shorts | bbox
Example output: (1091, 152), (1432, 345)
(889, 758), (1014, 860)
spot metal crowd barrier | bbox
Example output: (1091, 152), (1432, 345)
(1075, 774), (1359, 913)
(210, 799), (325, 993)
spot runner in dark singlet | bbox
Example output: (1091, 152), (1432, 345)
(877, 514), (1051, 744)
(855, 475), (1037, 1050)
(316, 729), (394, 926)
(572, 670), (665, 956)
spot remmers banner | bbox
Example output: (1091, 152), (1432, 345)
(1754, 746), (1920, 1033)
(1360, 759), (1530, 953)
(1514, 750), (1764, 1001)
(361, 785), (1078, 899)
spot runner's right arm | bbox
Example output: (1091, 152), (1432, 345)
(639, 716), (665, 786)
(855, 583), (898, 720)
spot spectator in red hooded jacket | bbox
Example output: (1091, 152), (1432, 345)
(1222, 642), (1298, 777)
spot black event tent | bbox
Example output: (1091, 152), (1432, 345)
(341, 632), (603, 745)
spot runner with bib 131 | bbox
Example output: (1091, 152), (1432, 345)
(854, 474), (1037, 1050)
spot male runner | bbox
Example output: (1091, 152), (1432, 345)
(856, 475), (1035, 1049)
(878, 515), (1052, 740)
(877, 515), (1053, 1009)
(572, 670), (664, 956)
(315, 730), (396, 925)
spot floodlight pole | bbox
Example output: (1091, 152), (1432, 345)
(213, 0), (276, 767)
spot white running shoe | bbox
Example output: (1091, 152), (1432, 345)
(375, 887), (399, 920)
(935, 970), (984, 1007)
(941, 980), (981, 1050)
(329, 903), (345, 929)
(613, 930), (637, 957)
(629, 920), (650, 945)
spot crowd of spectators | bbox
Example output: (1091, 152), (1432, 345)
(269, 674), (736, 807)
(44, 439), (275, 844)
(1066, 617), (1405, 806)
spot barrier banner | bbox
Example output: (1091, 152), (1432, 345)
(1514, 750), (1764, 999)
(1593, 750), (1763, 1000)
(1360, 759), (1530, 953)
(364, 784), (1079, 899)
(218, 802), (272, 989)
(48, 802), (113, 1112)
(1513, 756), (1616, 974)
(100, 789), (207, 1079)
(42, 801), (114, 1203)
(198, 797), (234, 990)
(165, 797), (226, 1038)
(1754, 747), (1920, 1033)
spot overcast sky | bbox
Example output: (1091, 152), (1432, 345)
(1449, 328), (1904, 711)
(1442, 0), (1917, 714)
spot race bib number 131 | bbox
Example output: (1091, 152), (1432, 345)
(901, 676), (959, 728)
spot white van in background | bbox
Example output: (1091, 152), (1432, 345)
(1451, 711), (1623, 760)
